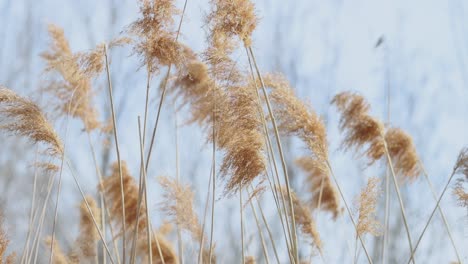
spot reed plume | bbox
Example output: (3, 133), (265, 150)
(331, 91), (385, 163)
(129, 0), (186, 73)
(101, 161), (146, 234)
(136, 232), (178, 264)
(44, 237), (69, 264)
(0, 87), (63, 157)
(384, 128), (420, 180)
(217, 85), (266, 193)
(68, 196), (101, 262)
(356, 177), (382, 236)
(204, 0), (257, 82)
(296, 157), (342, 218)
(281, 187), (323, 253)
(453, 147), (468, 207)
(332, 91), (421, 179)
(206, 0), (257, 47)
(453, 178), (468, 208)
(266, 74), (328, 163)
(158, 176), (203, 242)
(158, 176), (216, 263)
(173, 58), (227, 127)
(41, 24), (101, 132)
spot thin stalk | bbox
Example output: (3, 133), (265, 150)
(325, 161), (374, 264)
(245, 46), (294, 260)
(87, 131), (121, 264)
(65, 158), (116, 264)
(174, 106), (184, 264)
(138, 117), (153, 264)
(145, 0), (188, 171)
(48, 122), (68, 264)
(406, 168), (457, 264)
(207, 65), (217, 264)
(419, 162), (461, 263)
(247, 190), (270, 264)
(29, 169), (55, 264)
(20, 146), (39, 264)
(252, 187), (281, 264)
(240, 185), (245, 264)
(381, 136), (415, 264)
(104, 44), (126, 262)
(381, 166), (390, 264)
(247, 46), (299, 262)
(198, 166), (214, 264)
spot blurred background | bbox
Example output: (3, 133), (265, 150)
(0, 0), (467, 263)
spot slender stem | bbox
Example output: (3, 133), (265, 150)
(198, 166), (213, 264)
(104, 44), (126, 262)
(48, 128), (67, 264)
(87, 131), (122, 264)
(252, 187), (281, 264)
(247, 46), (298, 262)
(406, 169), (457, 264)
(240, 185), (245, 264)
(209, 82), (216, 264)
(246, 47), (294, 256)
(381, 166), (390, 264)
(145, 0), (188, 171)
(138, 117), (153, 264)
(66, 158), (116, 264)
(174, 106), (184, 264)
(248, 194), (270, 264)
(419, 162), (462, 263)
(20, 146), (39, 264)
(325, 161), (374, 264)
(381, 136), (415, 264)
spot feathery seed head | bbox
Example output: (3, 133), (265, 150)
(356, 177), (382, 236)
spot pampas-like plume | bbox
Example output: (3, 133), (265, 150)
(296, 157), (342, 218)
(267, 74), (328, 162)
(41, 24), (101, 132)
(454, 147), (468, 177)
(101, 161), (146, 234)
(206, 0), (257, 46)
(331, 92), (385, 163)
(217, 85), (266, 193)
(356, 177), (382, 236)
(384, 128), (420, 180)
(280, 187), (323, 253)
(173, 58), (227, 127)
(453, 178), (468, 208)
(0, 87), (63, 157)
(44, 237), (69, 264)
(69, 196), (101, 262)
(158, 176), (216, 263)
(129, 0), (186, 72)
(332, 92), (421, 179)
(137, 232), (178, 264)
(158, 176), (203, 242)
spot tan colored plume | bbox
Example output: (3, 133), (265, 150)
(101, 161), (147, 234)
(41, 24), (102, 132)
(296, 157), (342, 219)
(44, 236), (69, 264)
(0, 87), (63, 157)
(356, 177), (382, 236)
(69, 196), (101, 262)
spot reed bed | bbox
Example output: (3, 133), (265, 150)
(0, 0), (466, 263)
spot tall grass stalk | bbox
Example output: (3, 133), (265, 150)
(380, 135), (415, 263)
(406, 167), (458, 264)
(245, 46), (295, 261)
(104, 44), (127, 262)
